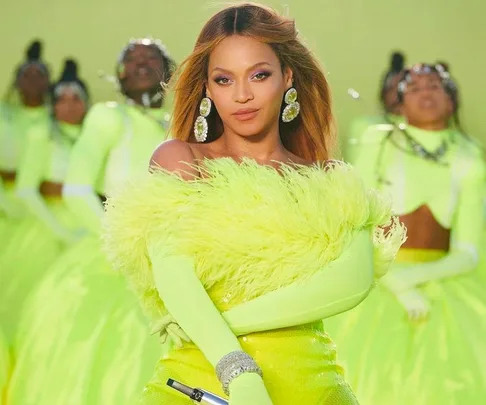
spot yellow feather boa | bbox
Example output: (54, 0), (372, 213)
(103, 158), (406, 321)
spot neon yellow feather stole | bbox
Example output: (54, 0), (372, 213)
(103, 158), (406, 321)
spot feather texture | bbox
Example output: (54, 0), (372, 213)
(103, 158), (406, 320)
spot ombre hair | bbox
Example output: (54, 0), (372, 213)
(169, 2), (335, 161)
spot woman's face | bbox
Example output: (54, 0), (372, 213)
(206, 35), (292, 139)
(17, 65), (49, 103)
(54, 90), (87, 125)
(120, 44), (165, 94)
(400, 72), (453, 128)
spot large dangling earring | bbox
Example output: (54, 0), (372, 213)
(282, 87), (300, 123)
(194, 97), (212, 142)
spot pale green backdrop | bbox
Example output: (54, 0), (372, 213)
(1, 0), (484, 145)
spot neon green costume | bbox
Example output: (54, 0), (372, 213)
(0, 102), (49, 223)
(63, 102), (170, 234)
(103, 158), (405, 404)
(0, 100), (50, 405)
(326, 123), (486, 405)
(7, 102), (169, 405)
(0, 121), (80, 342)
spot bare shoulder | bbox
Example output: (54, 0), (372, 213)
(149, 139), (200, 180)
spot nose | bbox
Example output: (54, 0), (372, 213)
(417, 88), (436, 103)
(233, 80), (254, 103)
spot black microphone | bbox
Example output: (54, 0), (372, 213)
(167, 378), (228, 405)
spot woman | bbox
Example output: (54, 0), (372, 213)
(326, 63), (486, 405)
(103, 4), (405, 404)
(62, 37), (175, 234)
(6, 38), (173, 405)
(0, 40), (48, 404)
(0, 58), (89, 344)
(0, 40), (50, 229)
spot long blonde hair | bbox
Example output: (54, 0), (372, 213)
(169, 2), (335, 161)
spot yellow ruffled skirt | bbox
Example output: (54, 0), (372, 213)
(7, 236), (161, 405)
(0, 197), (75, 344)
(326, 248), (486, 405)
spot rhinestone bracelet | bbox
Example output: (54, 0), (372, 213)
(215, 351), (263, 396)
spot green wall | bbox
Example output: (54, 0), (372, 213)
(1, 0), (484, 144)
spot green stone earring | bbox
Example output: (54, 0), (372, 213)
(282, 87), (300, 123)
(194, 97), (212, 142)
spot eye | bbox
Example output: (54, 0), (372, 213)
(214, 76), (232, 85)
(252, 71), (271, 81)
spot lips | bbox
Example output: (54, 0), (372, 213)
(135, 66), (153, 77)
(232, 108), (259, 121)
(419, 98), (437, 109)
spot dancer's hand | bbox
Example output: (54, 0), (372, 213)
(150, 314), (191, 347)
(395, 288), (430, 321)
(229, 373), (273, 405)
(382, 271), (430, 321)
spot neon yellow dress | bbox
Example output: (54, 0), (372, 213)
(7, 102), (169, 405)
(103, 158), (406, 404)
(0, 102), (49, 405)
(474, 147), (486, 284)
(326, 124), (486, 405)
(0, 121), (81, 344)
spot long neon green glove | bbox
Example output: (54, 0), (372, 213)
(222, 230), (374, 335)
(63, 103), (122, 234)
(383, 251), (479, 295)
(149, 245), (273, 405)
(15, 124), (77, 243)
(152, 232), (373, 337)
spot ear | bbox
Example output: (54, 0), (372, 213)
(283, 67), (293, 89)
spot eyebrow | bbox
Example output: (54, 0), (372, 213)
(211, 62), (272, 74)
